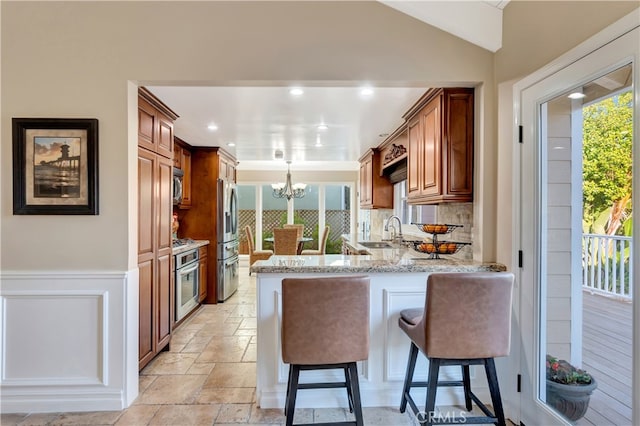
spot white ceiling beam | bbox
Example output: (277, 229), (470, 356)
(378, 1), (505, 52)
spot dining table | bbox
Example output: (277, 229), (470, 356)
(264, 236), (313, 255)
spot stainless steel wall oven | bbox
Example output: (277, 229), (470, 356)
(175, 248), (199, 321)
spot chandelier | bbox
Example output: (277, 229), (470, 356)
(272, 161), (306, 200)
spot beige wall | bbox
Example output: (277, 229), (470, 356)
(1, 1), (496, 271)
(496, 1), (639, 83)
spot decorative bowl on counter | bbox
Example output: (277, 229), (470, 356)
(413, 223), (462, 234)
(412, 240), (471, 259)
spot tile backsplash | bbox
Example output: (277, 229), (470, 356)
(368, 202), (474, 260)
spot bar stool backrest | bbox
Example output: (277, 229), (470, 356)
(281, 276), (370, 365)
(421, 272), (513, 359)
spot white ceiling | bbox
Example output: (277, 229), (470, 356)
(146, 85), (427, 168)
(146, 1), (509, 170)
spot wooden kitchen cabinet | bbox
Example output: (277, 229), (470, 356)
(139, 88), (175, 160)
(220, 155), (237, 183)
(359, 148), (393, 209)
(174, 137), (192, 208)
(137, 88), (178, 370)
(180, 147), (237, 304)
(405, 88), (474, 204)
(173, 143), (182, 169)
(198, 245), (208, 303)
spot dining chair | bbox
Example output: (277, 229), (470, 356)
(245, 226), (273, 274)
(273, 228), (299, 255)
(283, 223), (304, 239)
(398, 272), (514, 426)
(301, 225), (330, 255)
(281, 275), (370, 426)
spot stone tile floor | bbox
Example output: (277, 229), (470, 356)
(1, 264), (499, 425)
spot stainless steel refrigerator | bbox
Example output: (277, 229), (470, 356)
(216, 178), (239, 302)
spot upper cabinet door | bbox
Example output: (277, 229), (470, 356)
(407, 116), (421, 199)
(138, 98), (157, 154)
(359, 149), (393, 209)
(445, 91), (474, 197)
(420, 96), (441, 198)
(157, 114), (174, 160)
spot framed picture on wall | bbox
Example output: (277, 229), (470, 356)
(12, 118), (99, 215)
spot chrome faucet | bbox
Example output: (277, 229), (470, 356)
(384, 215), (403, 242)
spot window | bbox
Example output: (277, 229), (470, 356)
(393, 180), (436, 225)
(237, 182), (355, 254)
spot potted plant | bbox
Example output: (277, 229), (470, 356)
(546, 355), (598, 421)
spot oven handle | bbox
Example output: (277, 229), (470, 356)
(179, 262), (199, 275)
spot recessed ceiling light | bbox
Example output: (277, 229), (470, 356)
(207, 123), (218, 131)
(360, 87), (374, 96)
(227, 142), (236, 147)
(317, 124), (329, 131)
(289, 87), (304, 96)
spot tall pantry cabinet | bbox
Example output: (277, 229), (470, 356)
(137, 88), (179, 370)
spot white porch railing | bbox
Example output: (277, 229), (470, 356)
(583, 233), (633, 300)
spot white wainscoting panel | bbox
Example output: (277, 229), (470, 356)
(3, 291), (107, 384)
(383, 288), (427, 382)
(0, 269), (138, 413)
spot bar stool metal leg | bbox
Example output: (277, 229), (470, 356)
(484, 358), (506, 426)
(462, 365), (472, 411)
(347, 362), (364, 426)
(399, 342), (419, 413)
(344, 366), (354, 413)
(423, 358), (440, 426)
(285, 365), (292, 416)
(285, 365), (300, 426)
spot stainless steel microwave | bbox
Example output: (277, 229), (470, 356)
(173, 167), (184, 205)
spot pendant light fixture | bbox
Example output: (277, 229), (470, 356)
(271, 161), (306, 200)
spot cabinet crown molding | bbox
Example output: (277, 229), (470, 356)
(139, 87), (180, 121)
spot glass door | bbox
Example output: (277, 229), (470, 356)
(518, 26), (638, 425)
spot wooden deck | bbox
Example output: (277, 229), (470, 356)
(576, 291), (633, 426)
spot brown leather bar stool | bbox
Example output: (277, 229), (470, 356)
(281, 276), (370, 426)
(398, 272), (514, 426)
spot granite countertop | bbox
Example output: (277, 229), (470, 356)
(172, 239), (210, 255)
(251, 234), (506, 274)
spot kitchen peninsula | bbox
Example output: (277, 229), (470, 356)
(251, 237), (506, 410)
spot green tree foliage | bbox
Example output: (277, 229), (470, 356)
(582, 91), (633, 232)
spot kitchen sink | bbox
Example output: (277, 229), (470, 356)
(359, 241), (393, 249)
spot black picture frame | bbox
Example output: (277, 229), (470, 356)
(12, 118), (99, 215)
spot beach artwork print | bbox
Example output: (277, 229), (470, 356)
(24, 128), (89, 206)
(33, 136), (82, 198)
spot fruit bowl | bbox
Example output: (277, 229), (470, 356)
(412, 241), (471, 259)
(413, 223), (462, 234)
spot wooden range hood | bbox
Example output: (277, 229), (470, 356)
(379, 124), (408, 184)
